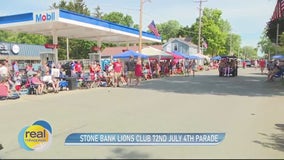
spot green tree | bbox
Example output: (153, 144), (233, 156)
(16, 33), (47, 45)
(102, 12), (134, 27)
(0, 29), (47, 45)
(225, 33), (241, 56)
(0, 30), (17, 42)
(92, 5), (103, 18)
(157, 20), (181, 42)
(51, 0), (90, 16)
(177, 25), (193, 38)
(258, 30), (277, 59)
(241, 46), (257, 59)
(133, 24), (139, 30)
(201, 8), (227, 55)
(189, 8), (242, 56)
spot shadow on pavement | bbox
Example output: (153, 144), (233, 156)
(136, 73), (284, 97)
(107, 148), (150, 159)
(253, 124), (284, 152)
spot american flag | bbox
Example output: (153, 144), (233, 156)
(148, 20), (160, 37)
(271, 0), (284, 21)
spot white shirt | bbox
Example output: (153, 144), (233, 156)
(51, 68), (60, 78)
(14, 75), (22, 85)
(0, 66), (8, 76)
(42, 75), (53, 83)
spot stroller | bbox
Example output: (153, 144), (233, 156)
(59, 80), (69, 91)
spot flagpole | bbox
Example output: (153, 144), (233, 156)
(139, 0), (143, 53)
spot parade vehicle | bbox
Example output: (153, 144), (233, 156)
(218, 55), (238, 77)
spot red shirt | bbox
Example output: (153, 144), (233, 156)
(113, 62), (122, 73)
(89, 65), (95, 73)
(259, 60), (266, 67)
(75, 63), (82, 72)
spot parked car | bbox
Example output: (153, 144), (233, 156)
(241, 60), (252, 67)
(245, 60), (252, 67)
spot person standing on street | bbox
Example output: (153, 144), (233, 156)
(125, 55), (136, 86)
(184, 58), (190, 77)
(259, 59), (266, 74)
(191, 59), (197, 77)
(135, 57), (143, 86)
(113, 59), (123, 87)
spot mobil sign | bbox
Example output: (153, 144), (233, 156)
(34, 10), (57, 22)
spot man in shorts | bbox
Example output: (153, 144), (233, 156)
(125, 55), (136, 86)
(113, 59), (123, 87)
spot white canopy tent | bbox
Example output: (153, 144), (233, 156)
(141, 46), (172, 59)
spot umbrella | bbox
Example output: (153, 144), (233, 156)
(187, 54), (202, 60)
(164, 51), (183, 59)
(211, 55), (221, 60)
(113, 50), (148, 59)
(172, 51), (188, 58)
(272, 54), (284, 59)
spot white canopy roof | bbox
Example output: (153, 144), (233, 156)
(141, 46), (172, 58)
(0, 9), (161, 43)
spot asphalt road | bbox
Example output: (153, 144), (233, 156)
(0, 67), (284, 159)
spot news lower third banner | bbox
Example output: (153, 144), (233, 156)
(64, 133), (225, 146)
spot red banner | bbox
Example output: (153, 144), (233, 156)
(44, 44), (59, 49)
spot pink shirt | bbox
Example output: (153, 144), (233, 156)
(31, 76), (41, 84)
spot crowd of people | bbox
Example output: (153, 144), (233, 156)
(87, 56), (198, 88)
(1, 56), (283, 100)
(0, 59), (63, 99)
(0, 55), (202, 100)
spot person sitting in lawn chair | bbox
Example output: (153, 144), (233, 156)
(42, 71), (59, 93)
(267, 60), (284, 81)
(31, 73), (45, 95)
(0, 77), (20, 100)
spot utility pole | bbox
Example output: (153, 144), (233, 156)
(230, 32), (232, 55)
(139, 0), (151, 53)
(194, 0), (207, 54)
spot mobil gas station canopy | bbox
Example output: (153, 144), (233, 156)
(0, 9), (161, 43)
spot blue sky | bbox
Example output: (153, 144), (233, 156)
(0, 0), (277, 49)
